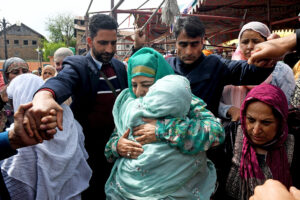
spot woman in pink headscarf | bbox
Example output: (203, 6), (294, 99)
(219, 22), (295, 122)
(224, 84), (299, 200)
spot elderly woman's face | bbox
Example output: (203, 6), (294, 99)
(240, 30), (266, 60)
(7, 64), (29, 82)
(43, 69), (55, 80)
(131, 76), (155, 97)
(245, 101), (279, 145)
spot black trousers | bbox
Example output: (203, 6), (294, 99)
(81, 126), (114, 200)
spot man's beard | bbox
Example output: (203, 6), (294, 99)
(92, 46), (115, 64)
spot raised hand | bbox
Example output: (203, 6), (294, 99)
(133, 28), (146, 49)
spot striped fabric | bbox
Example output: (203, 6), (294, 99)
(87, 63), (121, 129)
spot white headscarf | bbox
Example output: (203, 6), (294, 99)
(2, 74), (92, 199)
(238, 21), (271, 47)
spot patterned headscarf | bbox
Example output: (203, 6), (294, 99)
(240, 84), (292, 193)
(127, 47), (174, 98)
(2, 57), (28, 84)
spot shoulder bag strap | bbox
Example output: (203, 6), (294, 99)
(99, 70), (117, 97)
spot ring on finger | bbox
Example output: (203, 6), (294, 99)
(127, 152), (131, 157)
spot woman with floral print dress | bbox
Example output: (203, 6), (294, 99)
(105, 47), (225, 200)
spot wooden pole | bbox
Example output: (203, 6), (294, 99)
(118, 0), (150, 27)
(2, 18), (8, 59)
(84, 0), (93, 52)
(141, 0), (166, 31)
(121, 0), (166, 60)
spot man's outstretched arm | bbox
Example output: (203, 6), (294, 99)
(248, 31), (298, 66)
(0, 102), (58, 160)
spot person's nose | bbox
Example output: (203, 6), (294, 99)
(185, 45), (193, 56)
(247, 41), (255, 51)
(105, 42), (114, 54)
(252, 122), (262, 135)
(19, 69), (26, 75)
(136, 86), (146, 97)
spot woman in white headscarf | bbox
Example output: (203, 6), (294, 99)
(0, 57), (30, 132)
(218, 21), (295, 122)
(1, 74), (92, 200)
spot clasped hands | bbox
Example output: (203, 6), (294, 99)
(117, 118), (157, 159)
(19, 91), (63, 145)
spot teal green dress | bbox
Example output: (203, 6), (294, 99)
(105, 75), (217, 200)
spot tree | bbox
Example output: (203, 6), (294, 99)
(46, 13), (75, 47)
(42, 40), (66, 61)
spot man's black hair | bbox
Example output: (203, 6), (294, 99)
(174, 16), (205, 38)
(89, 14), (118, 39)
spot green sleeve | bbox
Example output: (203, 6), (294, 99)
(156, 95), (225, 154)
(104, 127), (120, 163)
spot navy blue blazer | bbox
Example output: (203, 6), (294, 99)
(41, 52), (128, 128)
(167, 54), (274, 115)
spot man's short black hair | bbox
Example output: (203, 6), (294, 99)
(89, 14), (118, 39)
(174, 16), (205, 38)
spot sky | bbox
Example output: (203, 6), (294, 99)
(0, 0), (192, 40)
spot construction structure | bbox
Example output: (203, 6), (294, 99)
(75, 0), (300, 59)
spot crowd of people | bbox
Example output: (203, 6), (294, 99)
(0, 12), (299, 200)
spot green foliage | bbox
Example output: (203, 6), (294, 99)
(42, 41), (66, 61)
(46, 13), (75, 46)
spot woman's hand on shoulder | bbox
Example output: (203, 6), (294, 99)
(117, 129), (144, 159)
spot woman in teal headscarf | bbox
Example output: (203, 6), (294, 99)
(105, 47), (225, 199)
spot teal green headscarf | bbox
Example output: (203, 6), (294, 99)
(106, 65), (217, 198)
(127, 47), (174, 98)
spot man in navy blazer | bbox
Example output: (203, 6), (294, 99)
(24, 14), (127, 198)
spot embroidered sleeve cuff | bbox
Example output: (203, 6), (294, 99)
(112, 138), (120, 158)
(155, 120), (165, 141)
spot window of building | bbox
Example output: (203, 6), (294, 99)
(14, 40), (19, 45)
(23, 40), (28, 45)
(32, 40), (37, 45)
(6, 40), (9, 44)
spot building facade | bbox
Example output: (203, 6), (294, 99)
(0, 23), (45, 60)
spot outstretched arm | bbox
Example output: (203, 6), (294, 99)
(156, 95), (225, 154)
(248, 32), (297, 67)
(0, 102), (58, 160)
